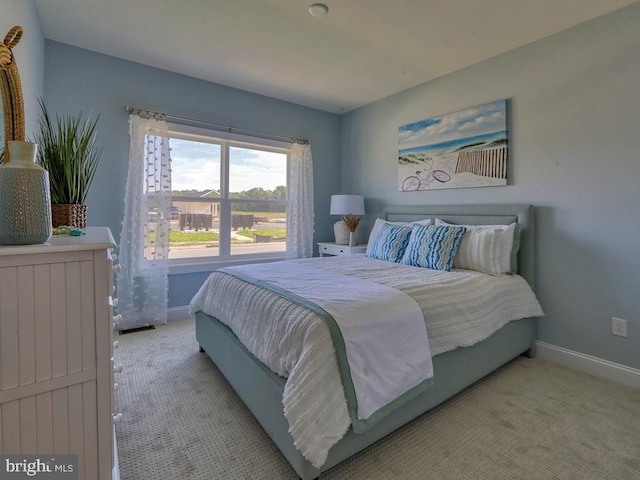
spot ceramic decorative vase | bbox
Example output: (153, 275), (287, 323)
(0, 141), (52, 245)
(333, 220), (361, 245)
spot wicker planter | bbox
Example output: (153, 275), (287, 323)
(51, 204), (87, 228)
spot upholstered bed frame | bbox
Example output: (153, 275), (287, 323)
(195, 204), (537, 479)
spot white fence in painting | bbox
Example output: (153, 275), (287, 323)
(455, 147), (507, 179)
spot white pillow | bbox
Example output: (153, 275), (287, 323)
(434, 218), (517, 275)
(365, 218), (432, 257)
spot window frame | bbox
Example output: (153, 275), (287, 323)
(166, 123), (291, 274)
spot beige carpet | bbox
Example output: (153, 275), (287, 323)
(114, 317), (640, 479)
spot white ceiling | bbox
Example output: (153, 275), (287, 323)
(35, 0), (638, 114)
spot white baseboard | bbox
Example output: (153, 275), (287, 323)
(536, 341), (640, 390)
(168, 305), (193, 322)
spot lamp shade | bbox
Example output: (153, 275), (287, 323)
(330, 195), (365, 216)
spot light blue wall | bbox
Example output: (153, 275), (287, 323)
(42, 41), (341, 307)
(8, 0), (638, 369)
(0, 0), (44, 139)
(341, 4), (640, 369)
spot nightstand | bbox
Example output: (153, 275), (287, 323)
(318, 242), (367, 256)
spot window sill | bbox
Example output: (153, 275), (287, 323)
(168, 253), (287, 275)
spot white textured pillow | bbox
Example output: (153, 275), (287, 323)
(435, 218), (517, 275)
(365, 218), (432, 257)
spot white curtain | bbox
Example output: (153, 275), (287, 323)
(116, 115), (171, 330)
(286, 142), (314, 259)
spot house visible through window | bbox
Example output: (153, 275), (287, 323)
(166, 123), (289, 264)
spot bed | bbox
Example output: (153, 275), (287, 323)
(191, 204), (542, 479)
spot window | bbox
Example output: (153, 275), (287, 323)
(167, 124), (289, 266)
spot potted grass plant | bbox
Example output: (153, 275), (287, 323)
(32, 99), (102, 228)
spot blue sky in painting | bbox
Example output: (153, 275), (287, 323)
(399, 130), (507, 156)
(399, 99), (507, 152)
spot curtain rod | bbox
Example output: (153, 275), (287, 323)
(124, 106), (309, 145)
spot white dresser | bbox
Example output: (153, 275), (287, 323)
(0, 228), (121, 479)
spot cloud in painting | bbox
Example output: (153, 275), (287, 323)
(399, 100), (506, 149)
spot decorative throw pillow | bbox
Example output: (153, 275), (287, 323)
(454, 227), (504, 275)
(399, 225), (467, 271)
(365, 218), (432, 257)
(366, 222), (413, 262)
(434, 218), (520, 274)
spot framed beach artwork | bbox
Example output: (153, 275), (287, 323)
(398, 99), (508, 191)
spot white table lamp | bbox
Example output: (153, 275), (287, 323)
(330, 195), (365, 245)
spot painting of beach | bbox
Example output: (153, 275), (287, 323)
(398, 99), (508, 191)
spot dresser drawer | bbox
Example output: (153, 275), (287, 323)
(318, 242), (367, 256)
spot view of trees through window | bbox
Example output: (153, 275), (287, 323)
(167, 132), (288, 261)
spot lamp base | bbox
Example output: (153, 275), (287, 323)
(334, 220), (360, 245)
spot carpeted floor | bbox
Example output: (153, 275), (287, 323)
(114, 317), (640, 479)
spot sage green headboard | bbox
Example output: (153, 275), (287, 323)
(382, 204), (535, 290)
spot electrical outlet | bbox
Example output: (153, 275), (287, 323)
(612, 317), (628, 337)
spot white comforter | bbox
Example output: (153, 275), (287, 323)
(190, 255), (544, 468)
(228, 261), (433, 423)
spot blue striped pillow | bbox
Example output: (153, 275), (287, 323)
(400, 225), (467, 271)
(366, 223), (413, 262)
